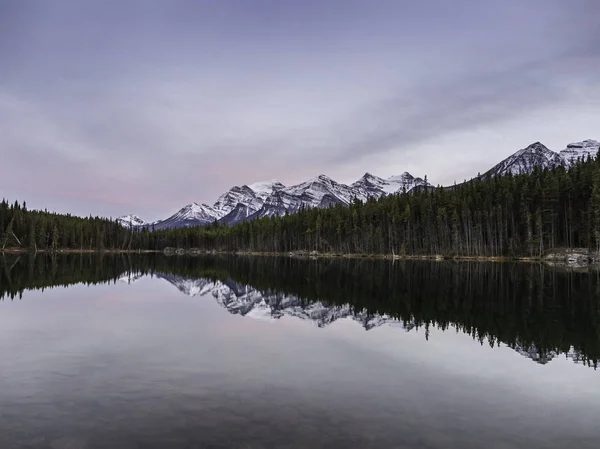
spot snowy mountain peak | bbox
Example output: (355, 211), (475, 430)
(387, 172), (416, 182)
(169, 203), (219, 223)
(352, 171), (427, 198)
(484, 141), (564, 178)
(116, 215), (146, 228)
(514, 141), (551, 156)
(309, 174), (335, 184)
(560, 140), (600, 166)
(566, 139), (600, 149)
(181, 202), (215, 216)
(145, 202), (219, 230)
(213, 179), (287, 225)
(247, 180), (285, 198)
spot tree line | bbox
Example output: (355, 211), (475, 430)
(2, 151), (600, 256)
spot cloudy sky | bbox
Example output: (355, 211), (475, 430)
(1, 0), (599, 220)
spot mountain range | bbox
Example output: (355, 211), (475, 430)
(117, 139), (599, 229)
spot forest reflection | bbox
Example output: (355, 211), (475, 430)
(1, 253), (599, 369)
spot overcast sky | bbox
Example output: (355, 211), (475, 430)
(1, 0), (599, 220)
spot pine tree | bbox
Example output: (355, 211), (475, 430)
(51, 225), (60, 252)
(28, 219), (37, 252)
(590, 169), (600, 253)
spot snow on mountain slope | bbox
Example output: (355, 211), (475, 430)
(218, 203), (257, 226)
(212, 180), (286, 220)
(247, 179), (285, 200)
(283, 174), (356, 205)
(560, 140), (600, 166)
(116, 215), (146, 228)
(151, 203), (220, 230)
(352, 172), (428, 199)
(483, 142), (564, 178)
(248, 174), (374, 221)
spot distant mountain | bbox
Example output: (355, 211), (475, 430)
(118, 139), (598, 229)
(483, 142), (564, 178)
(352, 172), (427, 199)
(118, 171), (429, 228)
(116, 215), (146, 228)
(150, 203), (221, 230)
(560, 140), (600, 166)
(483, 139), (600, 178)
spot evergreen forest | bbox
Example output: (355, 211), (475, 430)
(2, 152), (600, 257)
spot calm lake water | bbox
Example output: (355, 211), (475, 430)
(0, 254), (599, 449)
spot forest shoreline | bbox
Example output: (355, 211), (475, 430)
(159, 247), (600, 266)
(2, 247), (597, 267)
(0, 248), (160, 255)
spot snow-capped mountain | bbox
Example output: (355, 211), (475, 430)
(213, 180), (285, 218)
(248, 174), (359, 220)
(352, 172), (428, 199)
(483, 142), (565, 178)
(560, 139), (600, 166)
(483, 139), (600, 179)
(116, 215), (146, 228)
(149, 203), (221, 230)
(216, 180), (286, 225)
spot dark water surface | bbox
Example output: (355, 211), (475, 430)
(0, 254), (599, 448)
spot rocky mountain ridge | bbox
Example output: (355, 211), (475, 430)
(122, 172), (428, 229)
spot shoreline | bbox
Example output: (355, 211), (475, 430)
(163, 248), (599, 266)
(0, 248), (160, 255)
(2, 247), (596, 266)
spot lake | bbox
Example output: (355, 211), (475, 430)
(0, 254), (599, 448)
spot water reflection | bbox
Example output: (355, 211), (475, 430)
(2, 253), (599, 369)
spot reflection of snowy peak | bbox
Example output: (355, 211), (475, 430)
(118, 271), (145, 284)
(154, 273), (215, 297)
(125, 272), (587, 366)
(154, 272), (412, 331)
(513, 342), (557, 365)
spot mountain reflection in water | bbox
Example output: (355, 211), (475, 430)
(2, 253), (599, 370)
